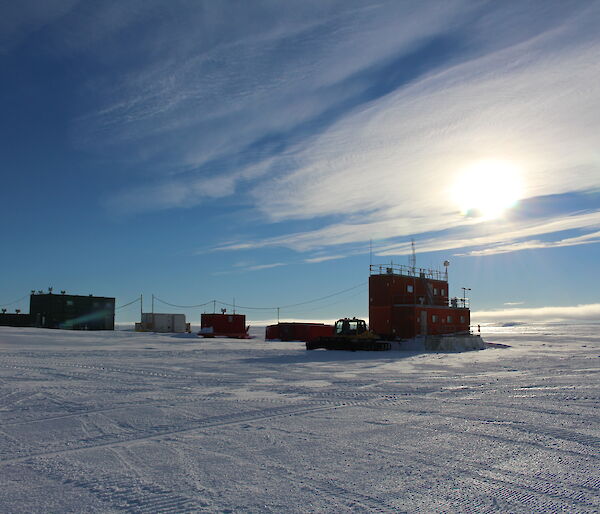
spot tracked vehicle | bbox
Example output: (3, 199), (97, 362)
(306, 317), (391, 351)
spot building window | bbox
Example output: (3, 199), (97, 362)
(433, 288), (438, 295)
(407, 285), (413, 293)
(460, 316), (465, 323)
(447, 315), (453, 323)
(441, 289), (445, 296)
(66, 300), (74, 306)
(432, 315), (437, 323)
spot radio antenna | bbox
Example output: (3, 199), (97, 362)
(409, 239), (416, 271)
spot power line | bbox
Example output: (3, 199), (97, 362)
(115, 296), (142, 310)
(0, 294), (30, 307)
(153, 281), (368, 312)
(281, 285), (367, 317)
(153, 297), (214, 309)
(279, 282), (367, 309)
(215, 300), (277, 311)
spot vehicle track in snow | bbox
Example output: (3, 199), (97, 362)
(29, 460), (210, 513)
(0, 393), (360, 428)
(372, 444), (600, 512)
(0, 359), (241, 387)
(0, 403), (347, 465)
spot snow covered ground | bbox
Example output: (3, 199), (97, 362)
(0, 323), (598, 513)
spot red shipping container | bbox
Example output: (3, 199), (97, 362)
(200, 313), (249, 338)
(265, 322), (333, 342)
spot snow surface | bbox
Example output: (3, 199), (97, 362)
(0, 323), (598, 513)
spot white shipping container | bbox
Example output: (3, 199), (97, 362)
(141, 313), (187, 333)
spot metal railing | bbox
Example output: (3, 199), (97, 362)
(370, 263), (447, 281)
(449, 297), (470, 309)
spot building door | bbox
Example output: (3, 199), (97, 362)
(420, 311), (427, 336)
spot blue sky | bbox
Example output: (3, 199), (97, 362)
(1, 0), (600, 324)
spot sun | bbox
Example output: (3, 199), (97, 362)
(451, 160), (524, 219)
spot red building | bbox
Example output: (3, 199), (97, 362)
(265, 322), (333, 342)
(369, 264), (470, 339)
(200, 312), (249, 338)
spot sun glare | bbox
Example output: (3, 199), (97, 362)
(452, 160), (524, 219)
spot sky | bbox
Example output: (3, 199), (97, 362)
(1, 0), (600, 324)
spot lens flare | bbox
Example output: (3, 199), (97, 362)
(452, 160), (524, 219)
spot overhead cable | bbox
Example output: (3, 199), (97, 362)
(154, 297), (214, 309)
(278, 282), (367, 309)
(0, 294), (30, 307)
(281, 286), (367, 317)
(115, 296), (142, 310)
(155, 281), (368, 312)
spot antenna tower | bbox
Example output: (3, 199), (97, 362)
(409, 239), (416, 271)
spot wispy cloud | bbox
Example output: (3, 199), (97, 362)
(204, 4), (600, 259)
(212, 261), (287, 276)
(77, 1), (474, 214)
(246, 262), (286, 271)
(0, 0), (79, 53)
(460, 230), (600, 257)
(304, 255), (345, 264)
(252, 14), (600, 222)
(214, 207), (600, 258)
(15, 2), (600, 261)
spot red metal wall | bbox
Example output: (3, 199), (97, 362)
(265, 324), (279, 340)
(265, 323), (333, 342)
(369, 274), (449, 307)
(201, 313), (247, 336)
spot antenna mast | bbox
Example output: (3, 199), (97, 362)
(409, 239), (416, 272)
